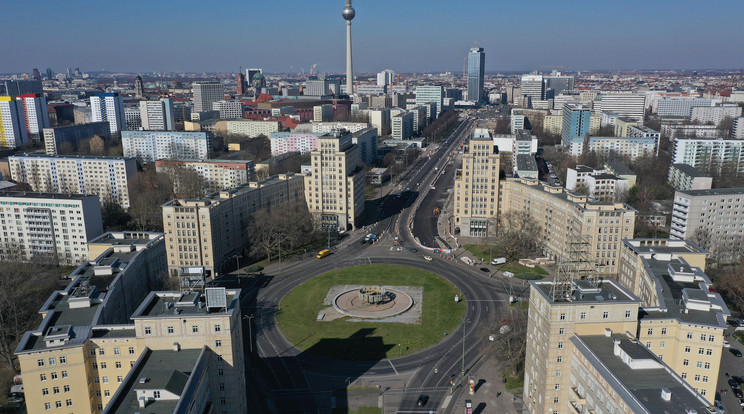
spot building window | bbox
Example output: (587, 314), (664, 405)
(661, 328), (667, 335)
(128, 347), (135, 354)
(59, 356), (66, 364)
(580, 312), (586, 320)
(220, 397), (226, 405)
(216, 340), (222, 347)
(167, 326), (174, 334)
(40, 374), (47, 381)
(625, 310), (632, 318)
(708, 335), (715, 342)
(682, 372), (687, 379)
(117, 376), (123, 383)
(694, 374), (700, 382)
(215, 324), (221, 332)
(556, 356), (562, 363)
(219, 383), (225, 390)
(559, 313), (566, 321)
(49, 357), (56, 365)
(61, 371), (68, 378)
(98, 348), (105, 356)
(554, 384), (560, 390)
(154, 391), (161, 399)
(63, 385), (70, 393)
(115, 361), (122, 369)
(104, 390), (110, 397)
(696, 361), (703, 368)
(44, 402), (51, 410)
(100, 362), (107, 369)
(113, 347), (120, 355)
(660, 341), (665, 349)
(685, 346), (691, 353)
(55, 401), (62, 408)
(647, 328), (653, 335)
(683, 359), (689, 366)
(705, 362), (711, 369)
(706, 348), (713, 356)
(554, 397), (559, 404)
(557, 342), (563, 349)
(687, 332), (693, 339)
(37, 359), (45, 367)
(698, 348), (704, 355)
(102, 376), (108, 384)
(144, 326), (151, 335)
(51, 372), (57, 380)
(559, 328), (564, 335)
(603, 312), (609, 319)
(218, 368), (224, 376)
(42, 388), (49, 396)
(66, 399), (73, 406)
(192, 326), (199, 333)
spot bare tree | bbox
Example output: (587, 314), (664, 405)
(89, 135), (106, 156)
(493, 210), (543, 260)
(128, 169), (174, 231)
(477, 304), (528, 377)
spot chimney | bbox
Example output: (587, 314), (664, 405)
(613, 339), (622, 356)
(138, 396), (146, 408)
(173, 342), (180, 352)
(604, 328), (612, 337)
(661, 387), (671, 401)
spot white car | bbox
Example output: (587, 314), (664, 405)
(724, 340), (731, 348)
(424, 255), (433, 261)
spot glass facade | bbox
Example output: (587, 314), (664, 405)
(467, 48), (485, 103)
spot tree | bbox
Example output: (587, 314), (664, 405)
(491, 210), (543, 260)
(166, 166), (208, 198)
(101, 200), (131, 231)
(712, 259), (744, 314)
(0, 259), (57, 371)
(477, 304), (528, 377)
(89, 135), (106, 155)
(247, 209), (284, 262)
(128, 168), (174, 232)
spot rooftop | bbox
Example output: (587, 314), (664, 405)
(676, 187), (744, 197)
(572, 334), (712, 413)
(131, 289), (240, 320)
(531, 278), (639, 305)
(671, 163), (709, 178)
(11, 152), (135, 161)
(105, 348), (205, 414)
(604, 161), (635, 176)
(0, 191), (94, 201)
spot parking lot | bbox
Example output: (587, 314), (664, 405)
(717, 324), (744, 411)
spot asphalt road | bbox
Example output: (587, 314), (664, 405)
(233, 113), (520, 413)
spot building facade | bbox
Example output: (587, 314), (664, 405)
(391, 111), (413, 140)
(19, 93), (50, 140)
(43, 122), (111, 155)
(139, 99), (175, 131)
(415, 85), (444, 118)
(691, 105), (742, 126)
(668, 163), (713, 191)
(9, 154), (137, 208)
(303, 130), (365, 231)
(162, 174), (305, 276)
(222, 119), (280, 138)
(0, 192), (103, 265)
(0, 96), (29, 148)
(155, 159), (255, 193)
(270, 132), (322, 155)
(212, 100), (245, 120)
(467, 47), (485, 103)
(192, 81), (224, 113)
(561, 103), (591, 149)
(453, 133), (501, 237)
(672, 137), (744, 174)
(91, 93), (126, 134)
(595, 92), (646, 121)
(121, 131), (213, 163)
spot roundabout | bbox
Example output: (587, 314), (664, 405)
(275, 264), (466, 360)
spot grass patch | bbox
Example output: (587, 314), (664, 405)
(503, 373), (524, 393)
(277, 264), (465, 360)
(464, 245), (548, 280)
(733, 330), (744, 344)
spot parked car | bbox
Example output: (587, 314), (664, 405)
(491, 257), (507, 265)
(735, 388), (744, 398)
(729, 378), (740, 389)
(730, 348), (742, 357)
(479, 267), (490, 273)
(724, 340), (731, 348)
(733, 375), (744, 385)
(728, 317), (742, 327)
(424, 256), (433, 261)
(416, 395), (429, 407)
(411, 248), (418, 253)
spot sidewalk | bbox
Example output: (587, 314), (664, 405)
(449, 358), (524, 414)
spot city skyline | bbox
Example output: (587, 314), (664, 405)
(2, 0), (744, 75)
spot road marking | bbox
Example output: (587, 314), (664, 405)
(388, 359), (399, 375)
(441, 395), (452, 409)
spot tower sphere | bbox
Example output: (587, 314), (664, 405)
(342, 5), (355, 21)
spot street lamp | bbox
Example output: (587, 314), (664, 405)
(243, 314), (254, 354)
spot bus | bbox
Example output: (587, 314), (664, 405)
(316, 249), (331, 259)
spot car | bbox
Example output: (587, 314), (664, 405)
(724, 340), (731, 348)
(729, 378), (740, 389)
(733, 375), (744, 385)
(416, 395), (429, 407)
(424, 255), (432, 261)
(735, 388), (744, 398)
(731, 348), (743, 357)
(728, 317), (742, 327)
(479, 267), (490, 273)
(411, 248), (418, 253)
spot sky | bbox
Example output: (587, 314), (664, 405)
(2, 0), (744, 75)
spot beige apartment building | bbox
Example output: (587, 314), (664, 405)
(8, 154), (137, 207)
(155, 159), (256, 193)
(499, 178), (636, 275)
(619, 238), (729, 399)
(303, 129), (365, 231)
(453, 132), (501, 237)
(524, 279), (642, 414)
(15, 231), (246, 414)
(162, 173), (305, 277)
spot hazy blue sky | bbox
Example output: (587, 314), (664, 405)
(2, 0), (743, 74)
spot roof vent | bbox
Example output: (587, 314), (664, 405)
(138, 377), (149, 384)
(661, 387), (671, 401)
(173, 342), (180, 352)
(604, 328), (612, 337)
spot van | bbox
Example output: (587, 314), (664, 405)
(491, 257), (507, 265)
(316, 249), (330, 259)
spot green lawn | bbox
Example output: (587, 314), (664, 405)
(464, 244), (549, 280)
(276, 264), (465, 360)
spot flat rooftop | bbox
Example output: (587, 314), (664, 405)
(573, 334), (712, 413)
(87, 232), (163, 249)
(672, 163), (709, 177)
(676, 187), (744, 197)
(0, 191), (93, 201)
(132, 289), (240, 320)
(105, 348), (204, 414)
(12, 152), (135, 161)
(532, 278), (638, 305)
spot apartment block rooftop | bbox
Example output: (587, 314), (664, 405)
(131, 289), (241, 320)
(162, 173), (298, 206)
(12, 152), (136, 161)
(571, 333), (714, 414)
(0, 191), (94, 201)
(672, 163), (710, 178)
(531, 278), (639, 305)
(675, 187), (744, 197)
(506, 177), (637, 211)
(104, 347), (206, 414)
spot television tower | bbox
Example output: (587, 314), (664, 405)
(342, 0), (355, 95)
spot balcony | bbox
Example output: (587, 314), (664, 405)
(570, 387), (586, 405)
(568, 400), (582, 414)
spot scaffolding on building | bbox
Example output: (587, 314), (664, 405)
(550, 231), (598, 302)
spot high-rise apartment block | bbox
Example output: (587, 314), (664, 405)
(222, 119), (280, 138)
(352, 127), (378, 166)
(303, 130), (365, 231)
(212, 100), (245, 120)
(192, 81), (224, 113)
(139, 99), (175, 131)
(270, 132), (321, 155)
(453, 133), (501, 237)
(367, 108), (391, 136)
(161, 173), (305, 276)
(3, 79), (43, 96)
(561, 103), (591, 151)
(313, 104), (334, 122)
(391, 111), (413, 140)
(91, 93), (126, 134)
(691, 105), (742, 126)
(500, 178), (636, 275)
(733, 117), (744, 139)
(155, 159), (255, 192)
(8, 154), (137, 207)
(657, 97), (711, 118)
(415, 85), (444, 119)
(672, 137), (744, 174)
(18, 93), (50, 140)
(43, 122), (111, 155)
(668, 163), (712, 191)
(0, 192), (103, 265)
(595, 92), (646, 121)
(467, 47), (485, 103)
(581, 136), (658, 160)
(305, 78), (342, 97)
(0, 96), (29, 148)
(123, 107), (141, 130)
(671, 188), (744, 262)
(377, 69), (395, 87)
(311, 122), (368, 134)
(544, 73), (574, 94)
(121, 131), (213, 163)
